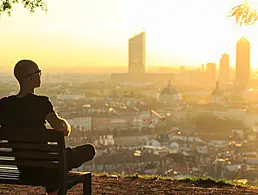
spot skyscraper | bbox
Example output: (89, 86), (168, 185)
(236, 36), (250, 89)
(128, 32), (146, 74)
(206, 63), (216, 84)
(219, 53), (230, 83)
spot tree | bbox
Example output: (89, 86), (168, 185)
(1, 0), (257, 26)
(229, 0), (258, 25)
(192, 113), (247, 134)
(0, 0), (47, 15)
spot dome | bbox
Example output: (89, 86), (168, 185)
(210, 81), (224, 104)
(160, 80), (179, 96)
(158, 80), (181, 103)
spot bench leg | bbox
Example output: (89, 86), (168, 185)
(58, 188), (67, 195)
(83, 174), (92, 195)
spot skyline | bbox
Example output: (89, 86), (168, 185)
(2, 0), (258, 71)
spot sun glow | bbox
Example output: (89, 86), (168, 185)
(247, 0), (258, 10)
(2, 0), (258, 69)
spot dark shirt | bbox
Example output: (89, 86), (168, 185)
(0, 94), (54, 129)
(0, 94), (56, 182)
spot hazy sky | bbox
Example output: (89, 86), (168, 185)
(1, 0), (258, 71)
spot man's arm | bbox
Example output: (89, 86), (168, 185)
(45, 112), (71, 136)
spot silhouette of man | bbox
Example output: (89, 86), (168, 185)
(0, 60), (96, 195)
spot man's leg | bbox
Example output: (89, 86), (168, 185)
(66, 143), (96, 170)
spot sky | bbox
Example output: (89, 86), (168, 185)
(1, 0), (258, 71)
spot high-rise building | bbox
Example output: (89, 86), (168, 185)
(236, 36), (250, 89)
(219, 53), (230, 83)
(206, 63), (216, 83)
(128, 32), (146, 74)
(111, 31), (173, 83)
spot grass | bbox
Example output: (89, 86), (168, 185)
(94, 172), (258, 188)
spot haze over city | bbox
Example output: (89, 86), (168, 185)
(3, 1), (258, 194)
(2, 0), (258, 72)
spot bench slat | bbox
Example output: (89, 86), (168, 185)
(0, 166), (18, 171)
(0, 160), (61, 168)
(0, 170), (19, 174)
(0, 172), (91, 187)
(0, 171), (19, 175)
(0, 169), (19, 173)
(0, 143), (59, 152)
(67, 172), (91, 191)
(0, 151), (60, 161)
(0, 174), (19, 178)
(0, 129), (63, 143)
(0, 174), (19, 179)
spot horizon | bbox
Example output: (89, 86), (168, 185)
(0, 64), (253, 75)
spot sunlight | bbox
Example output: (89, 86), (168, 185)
(2, 0), (258, 68)
(248, 0), (258, 10)
(2, 2), (258, 193)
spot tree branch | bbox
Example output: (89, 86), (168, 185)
(228, 1), (258, 26)
(0, 0), (47, 16)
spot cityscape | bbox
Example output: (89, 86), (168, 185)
(2, 1), (258, 194)
(1, 31), (258, 184)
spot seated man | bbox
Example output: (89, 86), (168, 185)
(0, 60), (96, 195)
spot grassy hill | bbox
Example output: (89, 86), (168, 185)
(1, 174), (258, 195)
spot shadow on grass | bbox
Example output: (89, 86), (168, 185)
(178, 177), (233, 188)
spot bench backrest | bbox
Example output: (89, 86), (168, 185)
(0, 128), (67, 186)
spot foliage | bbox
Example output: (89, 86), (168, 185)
(192, 112), (247, 133)
(0, 0), (47, 16)
(229, 0), (258, 25)
(1, 0), (258, 27)
(1, 0), (257, 27)
(182, 95), (208, 103)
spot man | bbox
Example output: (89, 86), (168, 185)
(0, 60), (96, 195)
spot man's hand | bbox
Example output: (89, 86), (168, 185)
(46, 112), (72, 137)
(62, 120), (71, 136)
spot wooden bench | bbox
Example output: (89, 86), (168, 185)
(0, 128), (92, 195)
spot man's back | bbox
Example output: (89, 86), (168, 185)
(0, 94), (54, 129)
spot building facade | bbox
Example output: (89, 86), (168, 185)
(206, 63), (216, 84)
(128, 32), (146, 74)
(219, 53), (230, 84)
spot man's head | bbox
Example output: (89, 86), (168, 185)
(14, 60), (41, 89)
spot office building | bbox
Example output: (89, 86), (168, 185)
(128, 32), (146, 74)
(219, 53), (230, 83)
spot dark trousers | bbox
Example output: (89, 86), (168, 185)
(18, 143), (96, 193)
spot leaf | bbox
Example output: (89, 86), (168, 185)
(229, 2), (258, 26)
(0, 0), (47, 16)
